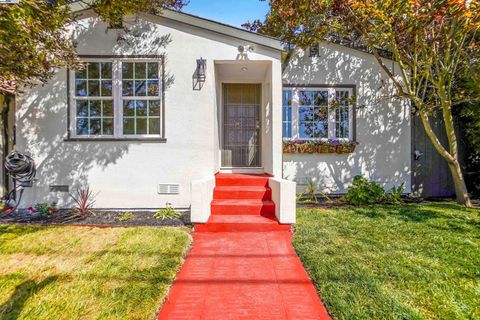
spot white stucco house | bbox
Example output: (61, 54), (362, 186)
(282, 43), (411, 194)
(14, 5), (410, 228)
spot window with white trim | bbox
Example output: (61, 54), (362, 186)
(282, 90), (292, 139)
(335, 90), (350, 139)
(70, 58), (163, 139)
(298, 90), (328, 139)
(74, 62), (114, 135)
(282, 87), (354, 140)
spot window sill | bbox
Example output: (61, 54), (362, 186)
(64, 137), (167, 143)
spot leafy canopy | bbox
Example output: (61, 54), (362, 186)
(250, 0), (480, 109)
(250, 0), (479, 206)
(92, 0), (186, 28)
(0, 0), (187, 91)
(0, 0), (78, 91)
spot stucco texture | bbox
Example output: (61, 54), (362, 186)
(15, 12), (282, 208)
(282, 43), (411, 194)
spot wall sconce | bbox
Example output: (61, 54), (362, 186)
(196, 58), (207, 81)
(193, 58), (206, 91)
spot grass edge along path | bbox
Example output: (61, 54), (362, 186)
(0, 225), (192, 320)
(293, 203), (480, 320)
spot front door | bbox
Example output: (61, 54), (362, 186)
(222, 84), (261, 168)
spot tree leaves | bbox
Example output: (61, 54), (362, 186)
(0, 0), (188, 91)
(255, 0), (478, 205)
(92, 0), (187, 28)
(0, 0), (79, 91)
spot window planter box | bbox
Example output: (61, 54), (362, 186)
(283, 140), (358, 154)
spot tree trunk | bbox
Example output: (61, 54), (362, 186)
(419, 110), (472, 207)
(448, 160), (472, 207)
(440, 97), (473, 207)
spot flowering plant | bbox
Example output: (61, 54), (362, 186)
(33, 202), (58, 216)
(283, 139), (358, 154)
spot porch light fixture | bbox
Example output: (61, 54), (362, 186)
(237, 45), (254, 60)
(193, 58), (207, 90)
(241, 67), (248, 71)
(238, 45), (254, 53)
(196, 58), (207, 82)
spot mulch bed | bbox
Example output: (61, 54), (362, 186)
(0, 209), (191, 228)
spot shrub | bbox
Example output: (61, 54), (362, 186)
(297, 178), (319, 204)
(383, 183), (405, 204)
(34, 202), (58, 216)
(343, 176), (405, 205)
(70, 187), (97, 216)
(117, 211), (134, 221)
(155, 206), (181, 220)
(343, 176), (386, 205)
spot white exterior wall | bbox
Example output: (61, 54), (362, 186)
(16, 12), (283, 209)
(283, 43), (411, 193)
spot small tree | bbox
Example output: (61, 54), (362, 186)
(249, 0), (479, 207)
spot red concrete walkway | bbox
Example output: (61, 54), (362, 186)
(157, 231), (330, 320)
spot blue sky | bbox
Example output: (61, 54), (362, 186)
(182, 0), (270, 27)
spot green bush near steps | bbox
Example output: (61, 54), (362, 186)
(343, 175), (404, 205)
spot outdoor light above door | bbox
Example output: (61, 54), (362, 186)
(192, 58), (207, 90)
(196, 58), (206, 82)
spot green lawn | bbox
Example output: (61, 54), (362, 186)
(0, 225), (191, 320)
(293, 203), (480, 320)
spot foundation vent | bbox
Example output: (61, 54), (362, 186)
(49, 185), (69, 192)
(157, 183), (180, 195)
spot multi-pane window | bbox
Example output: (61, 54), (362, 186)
(282, 90), (292, 139)
(75, 62), (114, 135)
(335, 90), (350, 138)
(298, 90), (328, 139)
(121, 62), (161, 135)
(282, 87), (354, 140)
(71, 59), (163, 138)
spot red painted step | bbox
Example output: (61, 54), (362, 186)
(195, 173), (290, 233)
(194, 214), (291, 232)
(215, 173), (270, 187)
(213, 186), (272, 200)
(211, 199), (275, 215)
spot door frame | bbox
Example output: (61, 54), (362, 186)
(219, 81), (264, 172)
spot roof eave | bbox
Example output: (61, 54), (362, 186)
(158, 9), (284, 52)
(68, 2), (285, 52)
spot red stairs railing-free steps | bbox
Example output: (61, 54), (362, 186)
(194, 174), (291, 232)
